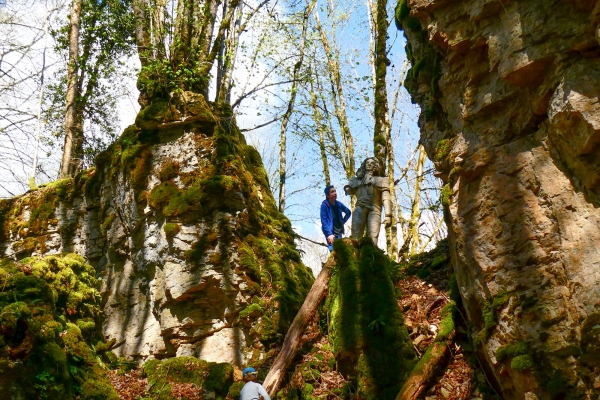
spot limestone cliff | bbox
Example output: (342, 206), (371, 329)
(0, 92), (312, 369)
(397, 0), (600, 398)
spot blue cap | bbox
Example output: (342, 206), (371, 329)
(243, 367), (257, 377)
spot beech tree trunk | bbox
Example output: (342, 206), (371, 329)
(277, 2), (314, 213)
(311, 0), (355, 180)
(372, 0), (390, 170)
(263, 258), (334, 396)
(60, 0), (83, 178)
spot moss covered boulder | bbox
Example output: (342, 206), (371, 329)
(327, 238), (416, 399)
(0, 254), (117, 399)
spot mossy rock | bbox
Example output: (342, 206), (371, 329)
(328, 239), (416, 399)
(0, 254), (117, 399)
(142, 357), (233, 398)
(135, 99), (180, 131)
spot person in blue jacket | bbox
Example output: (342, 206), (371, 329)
(320, 185), (351, 251)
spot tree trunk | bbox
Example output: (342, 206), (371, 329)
(59, 0), (83, 178)
(310, 88), (331, 186)
(372, 0), (390, 171)
(277, 1), (314, 213)
(405, 144), (426, 256)
(311, 1), (355, 180)
(132, 0), (151, 67)
(263, 258), (334, 396)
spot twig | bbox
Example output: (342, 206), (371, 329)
(293, 232), (328, 247)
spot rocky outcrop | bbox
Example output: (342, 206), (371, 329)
(397, 0), (600, 398)
(0, 92), (313, 368)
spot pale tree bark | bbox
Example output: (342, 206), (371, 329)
(277, 1), (314, 213)
(132, 0), (152, 67)
(372, 0), (390, 170)
(311, 1), (355, 180)
(401, 144), (427, 257)
(59, 0), (83, 178)
(385, 60), (409, 258)
(311, 88), (331, 187)
(30, 20), (49, 189)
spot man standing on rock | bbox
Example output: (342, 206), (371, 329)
(240, 367), (271, 400)
(320, 185), (352, 251)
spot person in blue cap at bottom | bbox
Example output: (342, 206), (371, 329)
(239, 367), (270, 400)
(320, 185), (351, 251)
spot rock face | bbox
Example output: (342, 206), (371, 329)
(0, 92), (312, 367)
(397, 0), (600, 398)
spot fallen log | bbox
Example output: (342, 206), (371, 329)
(396, 318), (456, 400)
(395, 339), (450, 400)
(262, 257), (334, 396)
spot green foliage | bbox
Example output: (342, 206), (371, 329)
(328, 239), (415, 399)
(138, 59), (209, 101)
(0, 254), (117, 399)
(45, 0), (136, 168)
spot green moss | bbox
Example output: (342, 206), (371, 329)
(440, 184), (452, 207)
(394, 0), (420, 31)
(328, 239), (415, 399)
(159, 161), (180, 182)
(482, 292), (510, 337)
(228, 381), (245, 398)
(142, 357), (232, 398)
(163, 222), (180, 239)
(130, 147), (153, 191)
(240, 303), (264, 319)
(148, 182), (182, 211)
(434, 139), (452, 163)
(0, 254), (116, 399)
(510, 354), (535, 371)
(495, 341), (529, 362)
(437, 303), (456, 341)
(101, 213), (116, 235)
(431, 254), (448, 269)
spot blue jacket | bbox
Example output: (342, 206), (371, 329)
(320, 199), (351, 238)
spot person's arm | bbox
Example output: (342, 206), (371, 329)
(320, 203), (333, 237)
(258, 384), (271, 400)
(340, 202), (352, 224)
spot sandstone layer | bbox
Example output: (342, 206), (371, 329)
(398, 0), (600, 398)
(0, 93), (312, 367)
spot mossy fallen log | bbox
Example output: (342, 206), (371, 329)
(396, 303), (456, 400)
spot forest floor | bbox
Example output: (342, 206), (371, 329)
(108, 254), (486, 400)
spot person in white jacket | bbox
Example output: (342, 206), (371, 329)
(239, 367), (270, 400)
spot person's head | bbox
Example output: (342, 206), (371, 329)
(356, 157), (382, 178)
(324, 185), (337, 203)
(243, 367), (258, 382)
